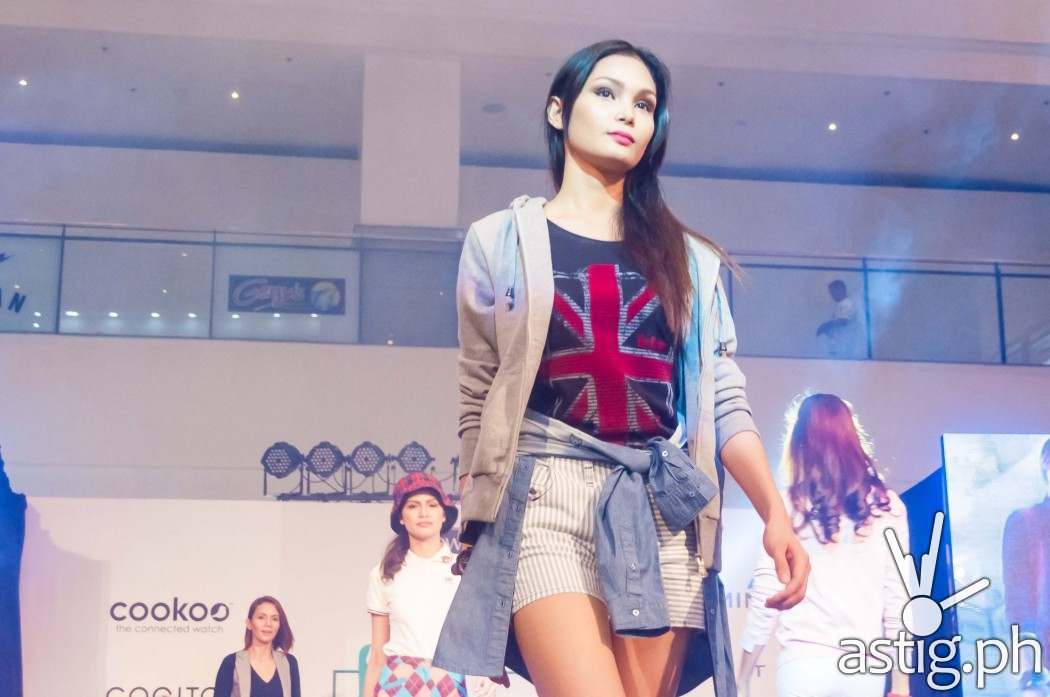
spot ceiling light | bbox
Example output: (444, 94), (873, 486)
(827, 123), (838, 132)
(32, 322), (40, 329)
(150, 312), (160, 318)
(33, 311), (41, 317)
(310, 313), (319, 318)
(231, 313), (241, 319)
(162, 288), (168, 294)
(1010, 132), (1021, 141)
(187, 312), (198, 319)
(108, 311), (119, 318)
(230, 91), (240, 100)
(13, 284), (19, 289)
(273, 313), (281, 318)
(18, 79), (28, 87)
(64, 310), (79, 318)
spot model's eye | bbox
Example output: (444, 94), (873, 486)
(636, 100), (655, 112)
(595, 86), (614, 99)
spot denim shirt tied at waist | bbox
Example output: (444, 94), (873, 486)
(433, 410), (738, 697)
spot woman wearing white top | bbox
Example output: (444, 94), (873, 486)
(365, 472), (495, 697)
(738, 394), (911, 697)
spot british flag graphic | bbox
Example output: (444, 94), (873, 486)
(534, 262), (676, 445)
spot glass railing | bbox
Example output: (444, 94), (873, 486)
(1, 221), (1047, 366)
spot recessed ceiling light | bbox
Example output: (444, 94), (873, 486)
(187, 312), (198, 319)
(64, 310), (79, 317)
(18, 79), (28, 87)
(162, 288), (168, 294)
(310, 313), (319, 318)
(32, 322), (40, 329)
(33, 311), (41, 317)
(150, 311), (161, 318)
(13, 284), (19, 289)
(231, 313), (241, 319)
(108, 311), (119, 318)
(273, 312), (281, 318)
(180, 252), (188, 257)
(386, 338), (395, 345)
(230, 91), (240, 100)
(1010, 132), (1021, 141)
(828, 123), (838, 132)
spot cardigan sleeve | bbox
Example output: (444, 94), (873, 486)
(213, 653), (236, 697)
(711, 275), (759, 454)
(456, 224), (501, 482)
(288, 653), (301, 697)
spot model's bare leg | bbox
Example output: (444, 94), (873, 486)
(612, 628), (693, 697)
(513, 593), (627, 697)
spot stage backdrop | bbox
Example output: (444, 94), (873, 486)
(21, 496), (776, 697)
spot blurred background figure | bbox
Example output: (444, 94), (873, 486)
(737, 393), (911, 697)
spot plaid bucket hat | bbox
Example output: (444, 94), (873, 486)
(390, 472), (458, 535)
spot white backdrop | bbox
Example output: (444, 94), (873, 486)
(21, 497), (777, 697)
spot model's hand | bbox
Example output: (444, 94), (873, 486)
(762, 514), (810, 609)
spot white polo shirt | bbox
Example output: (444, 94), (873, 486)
(366, 543), (460, 660)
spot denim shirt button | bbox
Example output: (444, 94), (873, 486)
(629, 563), (637, 571)
(661, 450), (669, 457)
(631, 609), (640, 617)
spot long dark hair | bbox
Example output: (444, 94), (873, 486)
(243, 595), (294, 652)
(545, 39), (736, 338)
(381, 532), (411, 581)
(786, 393), (892, 544)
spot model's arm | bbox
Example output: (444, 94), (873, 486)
(363, 613), (391, 696)
(712, 277), (810, 609)
(213, 654), (235, 697)
(737, 543), (783, 696)
(287, 654), (302, 697)
(456, 225), (500, 495)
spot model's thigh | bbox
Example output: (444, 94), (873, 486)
(611, 628), (692, 697)
(513, 592), (626, 697)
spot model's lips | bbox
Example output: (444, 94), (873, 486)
(609, 131), (634, 145)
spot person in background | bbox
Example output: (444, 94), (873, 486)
(738, 393), (910, 697)
(364, 472), (495, 697)
(214, 595), (301, 697)
(1002, 439), (1050, 696)
(816, 279), (860, 358)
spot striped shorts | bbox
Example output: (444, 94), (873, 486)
(511, 455), (705, 629)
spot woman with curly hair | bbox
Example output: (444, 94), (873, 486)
(738, 393), (911, 697)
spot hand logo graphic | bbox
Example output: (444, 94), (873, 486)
(884, 511), (990, 636)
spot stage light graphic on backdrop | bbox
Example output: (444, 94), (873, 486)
(260, 438), (460, 500)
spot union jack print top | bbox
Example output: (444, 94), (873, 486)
(526, 221), (679, 447)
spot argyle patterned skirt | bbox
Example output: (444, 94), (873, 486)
(375, 655), (468, 697)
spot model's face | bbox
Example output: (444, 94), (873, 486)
(246, 602), (280, 646)
(549, 53), (658, 177)
(400, 493), (445, 542)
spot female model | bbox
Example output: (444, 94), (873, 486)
(365, 472), (495, 697)
(434, 39), (810, 697)
(213, 596), (300, 697)
(738, 393), (911, 697)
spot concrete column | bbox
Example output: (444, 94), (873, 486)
(360, 52), (460, 227)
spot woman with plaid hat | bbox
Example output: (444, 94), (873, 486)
(363, 472), (495, 697)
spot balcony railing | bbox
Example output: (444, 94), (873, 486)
(1, 220), (1047, 366)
